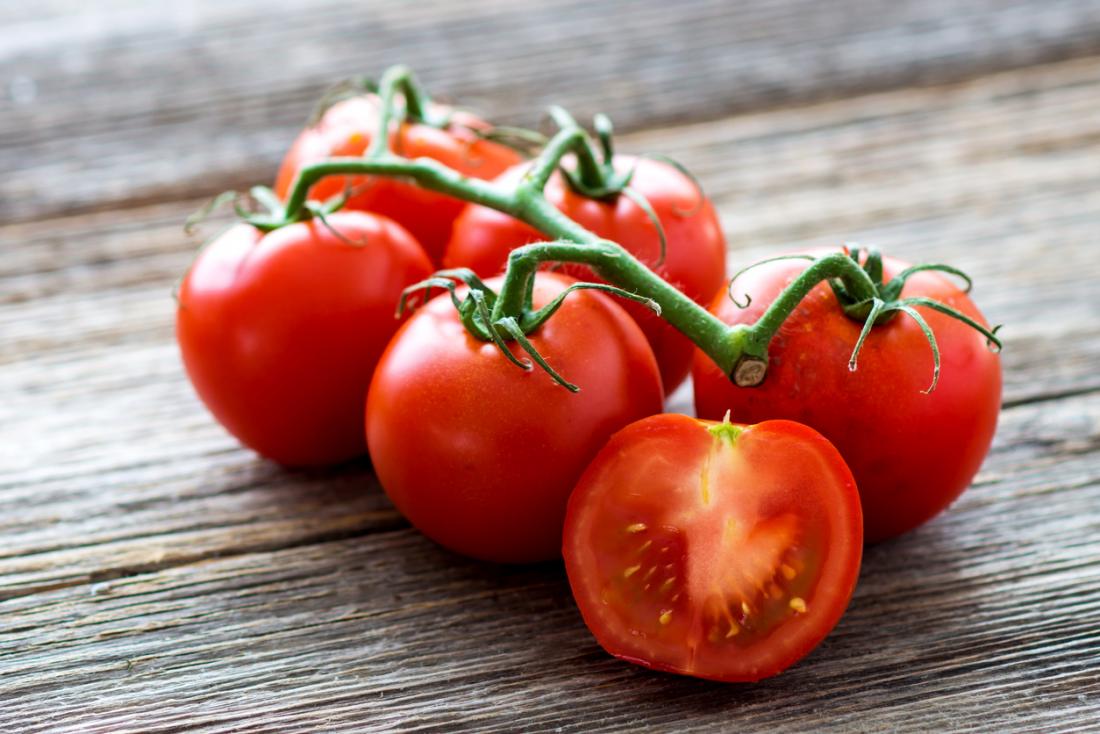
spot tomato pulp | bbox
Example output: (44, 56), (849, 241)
(177, 211), (432, 466)
(444, 156), (727, 392)
(693, 254), (1002, 542)
(564, 414), (862, 682)
(366, 272), (664, 563)
(275, 96), (522, 264)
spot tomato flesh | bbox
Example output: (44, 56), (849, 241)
(564, 414), (861, 681)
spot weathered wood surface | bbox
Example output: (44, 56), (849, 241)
(3, 1), (1100, 732)
(6, 0), (1100, 224)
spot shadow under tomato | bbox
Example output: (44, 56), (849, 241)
(571, 513), (1002, 720)
(205, 450), (407, 540)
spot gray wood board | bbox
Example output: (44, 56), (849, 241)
(4, 0), (1100, 223)
(2, 7), (1100, 733)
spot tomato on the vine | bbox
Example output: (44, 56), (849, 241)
(444, 156), (727, 392)
(366, 272), (664, 563)
(693, 253), (1002, 543)
(275, 96), (523, 264)
(177, 211), (432, 466)
(564, 413), (862, 682)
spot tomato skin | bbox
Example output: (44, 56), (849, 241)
(177, 212), (432, 467)
(564, 414), (862, 682)
(366, 272), (664, 563)
(274, 96), (522, 265)
(693, 255), (1002, 543)
(443, 157), (727, 392)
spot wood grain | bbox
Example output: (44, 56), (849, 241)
(4, 0), (1100, 223)
(3, 3), (1100, 731)
(1, 394), (1098, 733)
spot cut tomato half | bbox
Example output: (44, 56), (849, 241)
(563, 414), (862, 682)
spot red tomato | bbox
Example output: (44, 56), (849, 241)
(177, 211), (432, 466)
(564, 414), (862, 682)
(443, 157), (727, 392)
(366, 272), (664, 563)
(693, 254), (1002, 543)
(274, 96), (522, 264)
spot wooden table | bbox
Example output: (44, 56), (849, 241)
(3, 1), (1100, 731)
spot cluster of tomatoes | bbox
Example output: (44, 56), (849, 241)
(176, 81), (1002, 682)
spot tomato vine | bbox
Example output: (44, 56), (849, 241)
(223, 65), (1001, 392)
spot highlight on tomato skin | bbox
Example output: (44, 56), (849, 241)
(563, 414), (862, 683)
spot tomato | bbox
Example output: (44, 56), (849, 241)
(366, 272), (664, 563)
(274, 96), (522, 264)
(693, 254), (1002, 543)
(443, 156), (727, 392)
(564, 414), (861, 682)
(177, 211), (432, 466)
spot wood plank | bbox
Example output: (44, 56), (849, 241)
(4, 0), (1100, 222)
(1, 392), (1098, 732)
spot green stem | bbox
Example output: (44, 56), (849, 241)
(218, 65), (1003, 393)
(263, 81), (879, 387)
(269, 153), (769, 384)
(741, 253), (879, 357)
(490, 237), (751, 376)
(366, 65), (446, 159)
(520, 126), (590, 194)
(273, 157), (515, 231)
(546, 106), (607, 190)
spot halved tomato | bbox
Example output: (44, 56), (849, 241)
(563, 414), (862, 682)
